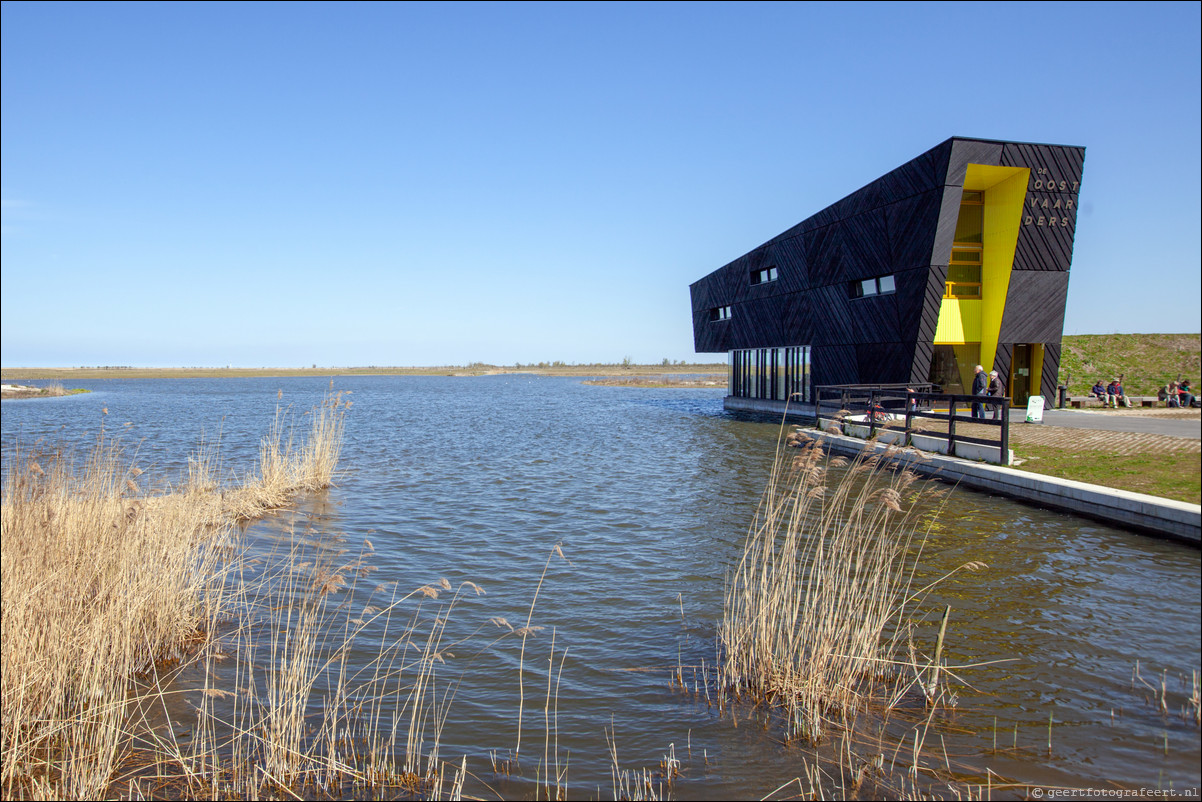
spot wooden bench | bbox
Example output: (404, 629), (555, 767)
(1068, 395), (1159, 409)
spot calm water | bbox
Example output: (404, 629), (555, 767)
(3, 376), (1200, 799)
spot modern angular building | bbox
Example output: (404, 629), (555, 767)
(690, 137), (1085, 414)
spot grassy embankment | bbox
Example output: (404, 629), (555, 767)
(1013, 444), (1200, 503)
(1058, 333), (1200, 396)
(1019, 333), (1202, 503)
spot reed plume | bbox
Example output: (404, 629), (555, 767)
(1, 391), (348, 799)
(720, 434), (937, 745)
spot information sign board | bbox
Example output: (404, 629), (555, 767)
(1026, 395), (1045, 423)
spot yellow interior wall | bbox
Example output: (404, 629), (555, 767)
(934, 299), (981, 343)
(933, 165), (1029, 365)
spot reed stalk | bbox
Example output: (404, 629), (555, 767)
(719, 433), (942, 745)
(0, 392), (348, 799)
(515, 543), (566, 759)
(192, 546), (473, 799)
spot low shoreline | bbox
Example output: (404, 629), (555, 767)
(1, 383), (89, 400)
(582, 374), (724, 388)
(1, 363), (727, 381)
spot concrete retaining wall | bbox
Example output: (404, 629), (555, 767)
(723, 396), (815, 420)
(805, 429), (1201, 545)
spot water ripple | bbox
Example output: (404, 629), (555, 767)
(3, 374), (1198, 796)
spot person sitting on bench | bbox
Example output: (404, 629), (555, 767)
(1164, 382), (1181, 408)
(1106, 378), (1130, 408)
(1179, 380), (1197, 408)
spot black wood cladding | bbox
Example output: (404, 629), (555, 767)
(690, 136), (1085, 397)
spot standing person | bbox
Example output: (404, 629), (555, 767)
(971, 365), (987, 419)
(988, 370), (1006, 420)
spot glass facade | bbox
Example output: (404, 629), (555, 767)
(728, 346), (811, 403)
(927, 344), (981, 395)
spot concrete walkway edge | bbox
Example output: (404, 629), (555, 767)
(804, 429), (1201, 546)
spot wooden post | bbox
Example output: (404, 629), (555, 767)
(869, 389), (878, 439)
(904, 390), (914, 446)
(948, 398), (957, 457)
(1000, 398), (1010, 464)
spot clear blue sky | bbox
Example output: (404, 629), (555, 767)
(3, 1), (1199, 367)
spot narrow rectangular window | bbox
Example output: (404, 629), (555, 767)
(750, 266), (779, 286)
(849, 275), (896, 299)
(710, 305), (732, 321)
(782, 345), (810, 403)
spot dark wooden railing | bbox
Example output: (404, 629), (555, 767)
(814, 384), (1010, 464)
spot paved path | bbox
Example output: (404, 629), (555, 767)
(791, 400), (1200, 456)
(1026, 407), (1200, 439)
(910, 407), (1201, 457)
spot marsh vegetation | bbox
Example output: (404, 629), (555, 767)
(1, 393), (352, 798)
(0, 381), (89, 399)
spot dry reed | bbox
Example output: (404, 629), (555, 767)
(606, 728), (680, 802)
(165, 546), (477, 800)
(720, 431), (949, 745)
(0, 392), (347, 799)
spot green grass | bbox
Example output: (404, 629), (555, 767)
(1059, 333), (1200, 397)
(1013, 443), (1201, 504)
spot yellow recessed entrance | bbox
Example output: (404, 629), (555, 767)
(934, 163), (1030, 373)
